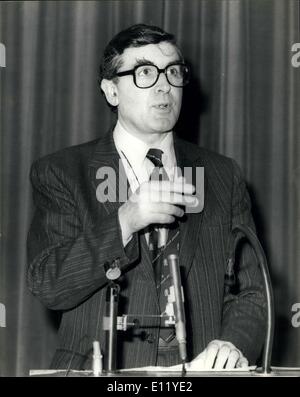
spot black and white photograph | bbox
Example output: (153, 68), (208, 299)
(0, 0), (299, 381)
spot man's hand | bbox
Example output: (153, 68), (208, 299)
(186, 340), (249, 370)
(118, 179), (197, 244)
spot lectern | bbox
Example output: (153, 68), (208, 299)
(29, 367), (300, 377)
(30, 225), (299, 377)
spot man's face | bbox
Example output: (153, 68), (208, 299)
(110, 42), (183, 140)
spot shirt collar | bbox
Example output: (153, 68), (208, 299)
(113, 121), (176, 171)
(113, 121), (149, 172)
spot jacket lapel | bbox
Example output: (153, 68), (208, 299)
(88, 133), (159, 297)
(174, 137), (205, 277)
(88, 133), (126, 216)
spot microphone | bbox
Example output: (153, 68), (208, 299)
(227, 224), (274, 374)
(167, 254), (187, 363)
(158, 226), (168, 248)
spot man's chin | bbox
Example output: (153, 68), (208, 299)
(150, 121), (177, 134)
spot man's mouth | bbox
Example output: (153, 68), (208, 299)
(153, 103), (172, 110)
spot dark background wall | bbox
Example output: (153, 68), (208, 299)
(0, 0), (299, 376)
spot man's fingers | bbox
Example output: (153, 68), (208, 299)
(148, 180), (195, 195)
(203, 342), (219, 369)
(188, 340), (249, 371)
(214, 344), (231, 370)
(135, 181), (198, 207)
(133, 190), (197, 207)
(149, 203), (185, 218)
(173, 175), (187, 185)
(236, 357), (249, 368)
(150, 191), (197, 206)
(150, 213), (175, 224)
(224, 349), (240, 369)
(158, 192), (197, 206)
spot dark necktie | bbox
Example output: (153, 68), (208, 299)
(146, 148), (169, 254)
(146, 148), (180, 344)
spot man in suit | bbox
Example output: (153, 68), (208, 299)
(27, 24), (266, 371)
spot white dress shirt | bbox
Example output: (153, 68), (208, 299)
(113, 121), (177, 194)
(113, 121), (177, 247)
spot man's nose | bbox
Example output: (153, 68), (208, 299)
(155, 71), (171, 93)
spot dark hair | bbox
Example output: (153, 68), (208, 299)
(98, 24), (180, 83)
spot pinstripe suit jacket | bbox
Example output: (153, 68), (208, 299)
(27, 132), (266, 370)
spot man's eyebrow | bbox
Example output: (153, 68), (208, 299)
(133, 57), (183, 68)
(133, 58), (155, 67)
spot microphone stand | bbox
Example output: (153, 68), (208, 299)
(106, 281), (120, 373)
(228, 224), (274, 374)
(103, 259), (122, 374)
(167, 254), (187, 376)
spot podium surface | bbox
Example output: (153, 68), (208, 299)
(29, 367), (300, 377)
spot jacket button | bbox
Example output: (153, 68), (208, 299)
(146, 333), (155, 343)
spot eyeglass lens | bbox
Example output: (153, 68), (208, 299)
(135, 64), (189, 88)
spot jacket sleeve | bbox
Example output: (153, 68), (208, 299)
(220, 159), (267, 364)
(27, 159), (139, 311)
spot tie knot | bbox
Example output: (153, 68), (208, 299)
(146, 148), (164, 168)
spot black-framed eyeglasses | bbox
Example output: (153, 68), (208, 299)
(115, 62), (190, 88)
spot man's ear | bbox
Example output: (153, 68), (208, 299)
(100, 79), (119, 107)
